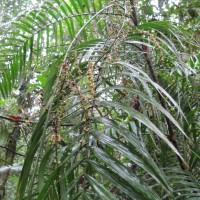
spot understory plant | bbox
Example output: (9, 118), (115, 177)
(0, 0), (199, 199)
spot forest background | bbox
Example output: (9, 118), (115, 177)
(0, 0), (199, 199)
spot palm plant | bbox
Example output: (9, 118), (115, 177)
(0, 0), (199, 199)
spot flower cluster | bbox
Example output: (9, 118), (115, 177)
(136, 29), (164, 64)
(87, 62), (95, 98)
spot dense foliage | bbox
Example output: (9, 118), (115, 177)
(0, 0), (199, 199)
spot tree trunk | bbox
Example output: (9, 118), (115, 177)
(0, 124), (21, 199)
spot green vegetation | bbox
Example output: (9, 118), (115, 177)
(0, 0), (199, 199)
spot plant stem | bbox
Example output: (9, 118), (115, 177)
(129, 0), (187, 170)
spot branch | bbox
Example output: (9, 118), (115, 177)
(0, 115), (28, 123)
(0, 115), (76, 128)
(0, 145), (25, 157)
